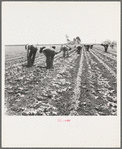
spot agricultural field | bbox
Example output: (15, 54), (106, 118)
(4, 44), (117, 116)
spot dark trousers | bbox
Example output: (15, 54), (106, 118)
(46, 54), (55, 69)
(63, 50), (69, 57)
(27, 50), (37, 66)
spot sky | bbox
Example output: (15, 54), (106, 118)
(2, 2), (120, 45)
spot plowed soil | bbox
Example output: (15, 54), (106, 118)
(4, 45), (117, 116)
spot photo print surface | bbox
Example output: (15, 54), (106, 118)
(3, 2), (119, 116)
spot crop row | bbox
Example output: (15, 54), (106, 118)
(5, 45), (117, 115)
(70, 46), (117, 115)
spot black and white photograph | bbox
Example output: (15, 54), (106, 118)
(2, 1), (120, 148)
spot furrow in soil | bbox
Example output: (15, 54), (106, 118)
(90, 50), (116, 77)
